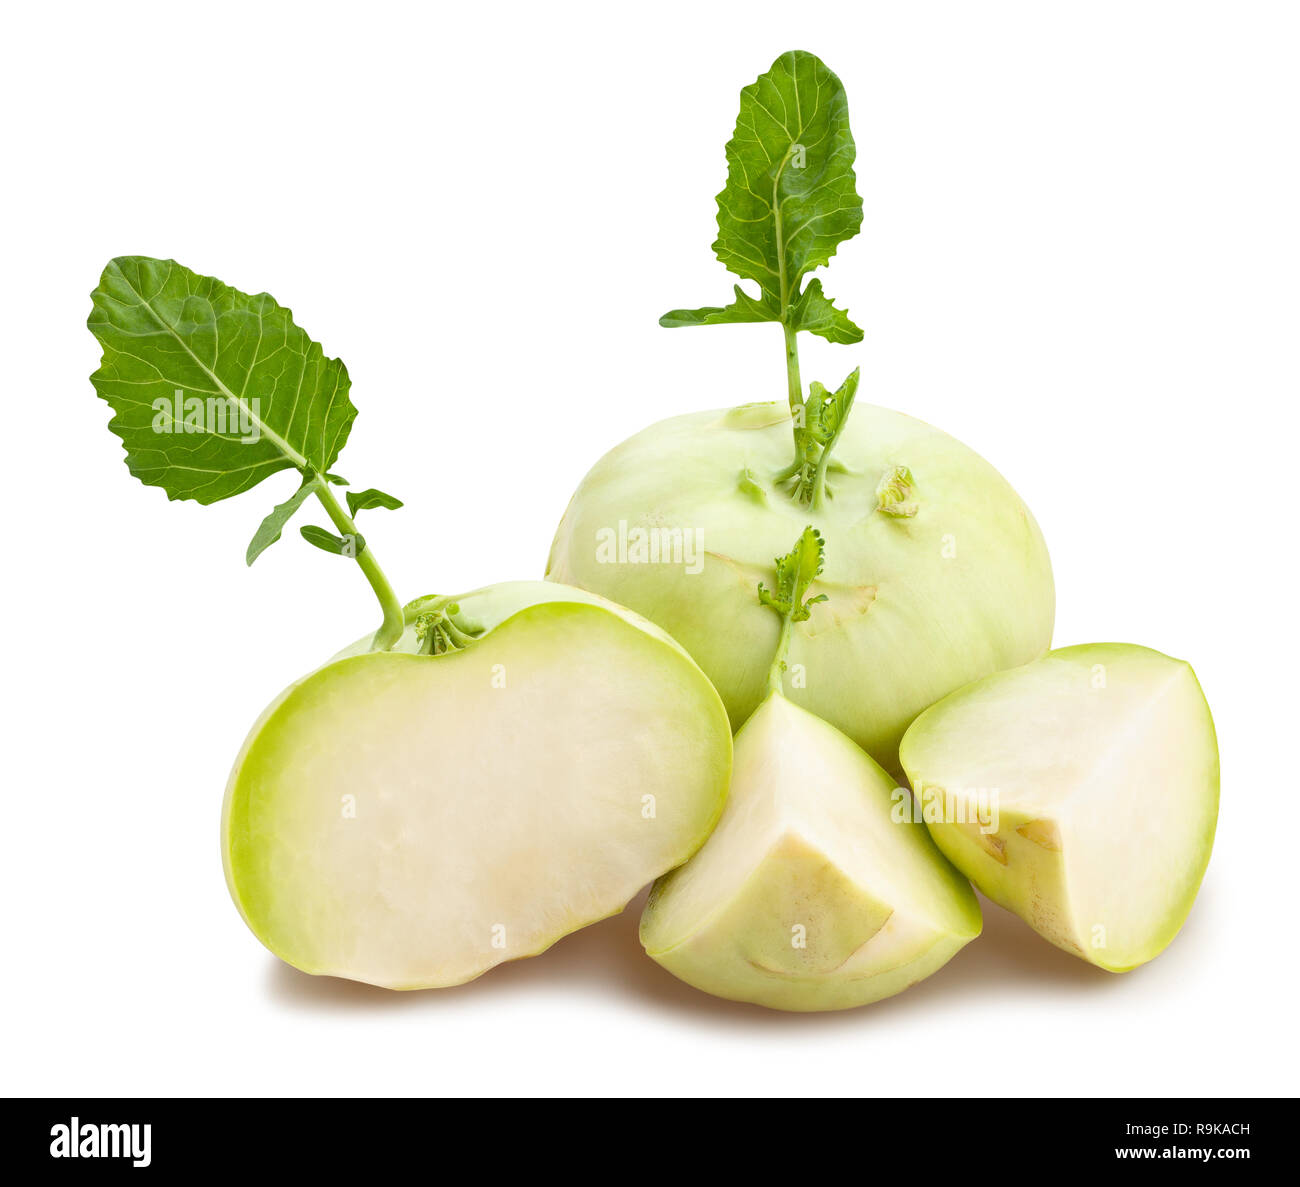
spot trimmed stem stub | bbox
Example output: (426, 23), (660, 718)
(411, 596), (486, 655)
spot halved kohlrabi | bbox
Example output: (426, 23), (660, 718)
(899, 644), (1218, 971)
(87, 259), (732, 991)
(546, 51), (1054, 779)
(223, 581), (732, 989)
(640, 529), (981, 1011)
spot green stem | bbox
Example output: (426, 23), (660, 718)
(770, 319), (806, 486)
(809, 412), (849, 509)
(767, 611), (796, 697)
(766, 142), (855, 505)
(809, 458), (829, 510)
(771, 142), (807, 472)
(312, 478), (405, 651)
(782, 321), (803, 422)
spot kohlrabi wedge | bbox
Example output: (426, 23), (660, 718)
(899, 644), (1218, 972)
(641, 529), (981, 1011)
(546, 52), (1054, 778)
(89, 258), (731, 989)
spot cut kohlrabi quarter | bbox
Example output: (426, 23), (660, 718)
(642, 693), (981, 1010)
(899, 643), (1218, 971)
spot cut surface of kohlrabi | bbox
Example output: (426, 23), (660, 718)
(222, 582), (732, 989)
(899, 643), (1218, 971)
(640, 528), (981, 1011)
(547, 402), (1054, 779)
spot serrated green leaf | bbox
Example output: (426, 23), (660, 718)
(246, 476), (321, 566)
(660, 284), (779, 328)
(788, 279), (862, 344)
(300, 525), (366, 557)
(345, 487), (404, 517)
(720, 51), (861, 297)
(672, 51), (861, 325)
(758, 526), (827, 622)
(88, 256), (356, 504)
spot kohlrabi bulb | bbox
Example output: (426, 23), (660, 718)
(548, 401), (1055, 777)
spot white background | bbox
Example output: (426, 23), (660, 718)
(3, 0), (1296, 1097)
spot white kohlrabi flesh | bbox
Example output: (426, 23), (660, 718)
(899, 643), (1218, 971)
(641, 691), (981, 1011)
(223, 582), (732, 989)
(548, 400), (1055, 777)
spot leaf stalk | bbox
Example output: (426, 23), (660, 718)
(312, 478), (405, 651)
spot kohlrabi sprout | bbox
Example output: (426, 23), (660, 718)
(89, 257), (732, 989)
(547, 50), (1056, 777)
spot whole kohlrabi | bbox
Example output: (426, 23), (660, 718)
(547, 50), (1054, 776)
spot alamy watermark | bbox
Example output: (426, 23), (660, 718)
(595, 520), (704, 575)
(892, 781), (1000, 834)
(152, 389), (261, 443)
(50, 1117), (151, 1168)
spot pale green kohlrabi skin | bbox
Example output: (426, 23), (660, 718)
(547, 402), (1055, 778)
(899, 643), (1219, 971)
(222, 581), (732, 990)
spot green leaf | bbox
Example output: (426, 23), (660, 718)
(300, 525), (366, 557)
(88, 256), (356, 504)
(758, 526), (828, 623)
(346, 487), (404, 517)
(788, 279), (862, 344)
(667, 51), (862, 326)
(805, 367), (860, 447)
(660, 285), (778, 328)
(246, 476), (321, 566)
